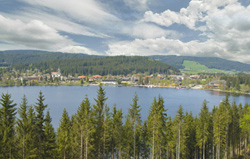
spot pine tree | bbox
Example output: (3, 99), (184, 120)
(240, 103), (250, 156)
(110, 105), (123, 159)
(93, 84), (108, 159)
(196, 100), (211, 159)
(0, 93), (17, 159)
(16, 95), (29, 159)
(128, 92), (141, 159)
(57, 108), (71, 159)
(183, 112), (196, 159)
(165, 117), (175, 159)
(44, 111), (57, 159)
(75, 95), (94, 159)
(123, 116), (133, 158)
(34, 91), (48, 159)
(26, 105), (37, 158)
(148, 96), (167, 158)
(230, 101), (240, 157)
(213, 100), (227, 159)
(175, 105), (184, 159)
(140, 121), (150, 159)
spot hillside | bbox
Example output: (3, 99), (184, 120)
(13, 56), (180, 75)
(150, 55), (250, 72)
(0, 50), (97, 65)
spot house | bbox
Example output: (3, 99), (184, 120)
(101, 79), (117, 85)
(78, 75), (86, 79)
(51, 68), (61, 78)
(92, 75), (103, 79)
(190, 75), (200, 79)
(209, 80), (226, 88)
(20, 76), (41, 82)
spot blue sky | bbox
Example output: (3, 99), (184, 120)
(1, 0), (250, 63)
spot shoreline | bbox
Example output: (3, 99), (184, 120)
(1, 83), (250, 96)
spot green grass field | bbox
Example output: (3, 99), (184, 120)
(180, 60), (235, 74)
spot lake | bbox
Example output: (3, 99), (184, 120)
(1, 85), (250, 130)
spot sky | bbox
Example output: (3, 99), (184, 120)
(1, 0), (250, 63)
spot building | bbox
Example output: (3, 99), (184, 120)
(101, 79), (117, 85)
(209, 80), (226, 88)
(51, 68), (61, 78)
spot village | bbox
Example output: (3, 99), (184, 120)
(0, 68), (226, 90)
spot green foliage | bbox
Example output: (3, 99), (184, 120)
(0, 93), (17, 158)
(147, 96), (167, 158)
(151, 55), (250, 72)
(44, 111), (57, 159)
(34, 91), (48, 158)
(2, 89), (250, 158)
(13, 56), (180, 76)
(57, 109), (71, 159)
(181, 60), (235, 74)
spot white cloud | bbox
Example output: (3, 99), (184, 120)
(0, 14), (99, 55)
(106, 37), (221, 56)
(0, 15), (73, 50)
(143, 0), (240, 30)
(123, 0), (148, 11)
(19, 0), (120, 25)
(122, 23), (181, 39)
(1, 10), (108, 38)
(106, 34), (250, 63)
(59, 46), (100, 55)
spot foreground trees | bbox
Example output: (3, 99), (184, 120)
(1, 86), (250, 159)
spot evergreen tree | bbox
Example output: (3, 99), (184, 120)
(16, 95), (29, 159)
(128, 92), (142, 159)
(57, 108), (71, 159)
(0, 93), (17, 159)
(183, 112), (196, 159)
(140, 121), (150, 159)
(147, 96), (167, 158)
(122, 116), (133, 158)
(110, 105), (123, 159)
(93, 84), (108, 159)
(26, 105), (37, 158)
(44, 111), (57, 159)
(213, 100), (227, 159)
(165, 117), (175, 159)
(75, 95), (94, 159)
(34, 91), (48, 158)
(196, 100), (211, 159)
(174, 105), (184, 159)
(240, 103), (250, 155)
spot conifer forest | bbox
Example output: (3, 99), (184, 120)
(1, 85), (250, 159)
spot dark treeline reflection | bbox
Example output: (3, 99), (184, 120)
(1, 84), (250, 159)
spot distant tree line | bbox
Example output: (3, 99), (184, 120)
(0, 51), (95, 65)
(1, 85), (250, 158)
(12, 56), (180, 76)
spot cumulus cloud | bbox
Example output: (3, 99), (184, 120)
(106, 37), (222, 56)
(107, 0), (249, 63)
(59, 45), (100, 55)
(0, 15), (73, 50)
(143, 0), (240, 30)
(0, 15), (99, 55)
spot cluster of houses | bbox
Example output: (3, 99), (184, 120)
(15, 68), (227, 89)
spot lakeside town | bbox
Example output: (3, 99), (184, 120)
(0, 67), (233, 92)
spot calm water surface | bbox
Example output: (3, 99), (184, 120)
(1, 85), (250, 129)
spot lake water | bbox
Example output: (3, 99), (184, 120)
(1, 85), (250, 130)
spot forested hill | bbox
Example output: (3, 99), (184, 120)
(13, 56), (180, 75)
(150, 55), (250, 72)
(0, 50), (97, 65)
